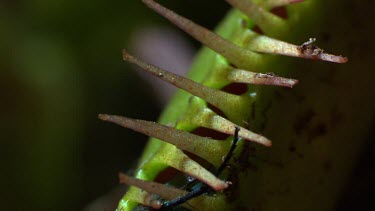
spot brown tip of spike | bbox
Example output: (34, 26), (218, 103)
(122, 49), (133, 59)
(98, 114), (109, 121)
(296, 39), (348, 63)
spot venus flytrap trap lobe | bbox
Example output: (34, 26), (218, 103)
(115, 50), (276, 206)
(107, 48), (273, 207)
(99, 0), (351, 210)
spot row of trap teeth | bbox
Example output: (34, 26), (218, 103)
(99, 0), (347, 210)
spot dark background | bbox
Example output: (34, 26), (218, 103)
(0, 1), (373, 210)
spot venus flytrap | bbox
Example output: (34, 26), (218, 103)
(98, 0), (359, 210)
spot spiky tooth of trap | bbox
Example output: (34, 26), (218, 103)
(119, 173), (186, 205)
(246, 35), (348, 63)
(180, 96), (272, 147)
(226, 0), (286, 36)
(228, 69), (298, 88)
(120, 187), (159, 209)
(99, 114), (229, 190)
(123, 50), (249, 122)
(98, 114), (230, 165)
(142, 0), (262, 70)
(199, 110), (272, 147)
(261, 0), (304, 9)
(119, 173), (215, 209)
(162, 147), (229, 191)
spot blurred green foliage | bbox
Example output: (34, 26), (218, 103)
(0, 1), (156, 210)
